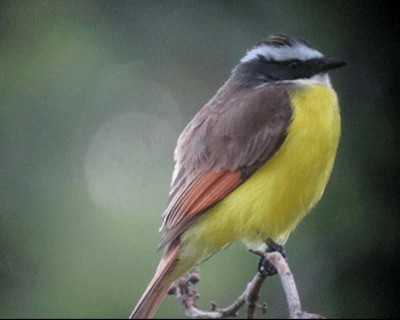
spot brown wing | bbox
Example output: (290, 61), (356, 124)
(158, 79), (293, 250)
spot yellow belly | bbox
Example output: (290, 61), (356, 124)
(181, 84), (341, 260)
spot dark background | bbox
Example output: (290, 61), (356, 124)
(1, 0), (399, 318)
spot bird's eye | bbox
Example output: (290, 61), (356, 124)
(257, 54), (269, 63)
(288, 61), (299, 69)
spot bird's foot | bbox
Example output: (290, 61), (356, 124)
(257, 238), (287, 277)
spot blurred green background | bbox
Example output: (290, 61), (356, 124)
(1, 0), (399, 318)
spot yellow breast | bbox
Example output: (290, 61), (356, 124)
(183, 84), (341, 255)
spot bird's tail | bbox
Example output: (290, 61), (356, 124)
(130, 241), (187, 319)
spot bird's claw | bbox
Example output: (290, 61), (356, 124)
(257, 238), (287, 277)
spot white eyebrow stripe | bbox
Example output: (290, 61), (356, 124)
(240, 43), (323, 63)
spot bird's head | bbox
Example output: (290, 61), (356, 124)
(233, 35), (346, 88)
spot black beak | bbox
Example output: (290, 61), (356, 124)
(314, 56), (347, 73)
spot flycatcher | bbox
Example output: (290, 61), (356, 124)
(130, 35), (346, 318)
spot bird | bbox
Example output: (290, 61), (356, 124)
(130, 35), (346, 319)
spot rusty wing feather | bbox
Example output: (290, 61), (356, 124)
(159, 78), (293, 250)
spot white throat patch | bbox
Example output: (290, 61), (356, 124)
(253, 73), (332, 90)
(240, 42), (323, 63)
(284, 73), (332, 87)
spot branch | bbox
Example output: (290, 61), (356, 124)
(244, 273), (267, 319)
(168, 268), (247, 318)
(250, 250), (324, 319)
(169, 250), (324, 319)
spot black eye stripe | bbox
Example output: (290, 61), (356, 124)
(233, 57), (325, 88)
(259, 58), (302, 69)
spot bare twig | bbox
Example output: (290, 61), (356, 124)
(169, 269), (267, 319)
(169, 250), (325, 319)
(245, 273), (266, 319)
(168, 268), (246, 318)
(250, 250), (324, 319)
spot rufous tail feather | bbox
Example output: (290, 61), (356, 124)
(130, 242), (185, 319)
